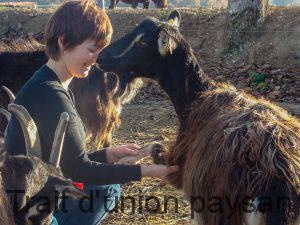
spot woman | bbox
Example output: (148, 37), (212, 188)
(5, 1), (178, 224)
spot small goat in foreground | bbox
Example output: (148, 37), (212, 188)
(0, 89), (86, 225)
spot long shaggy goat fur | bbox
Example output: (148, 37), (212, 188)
(70, 69), (121, 149)
(169, 82), (300, 225)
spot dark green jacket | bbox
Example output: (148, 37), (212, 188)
(5, 65), (141, 185)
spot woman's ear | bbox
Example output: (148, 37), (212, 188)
(58, 37), (64, 51)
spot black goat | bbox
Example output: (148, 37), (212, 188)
(98, 11), (300, 225)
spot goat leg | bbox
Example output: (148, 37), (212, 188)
(150, 143), (168, 164)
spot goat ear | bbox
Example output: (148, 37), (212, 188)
(158, 29), (177, 57)
(167, 10), (181, 28)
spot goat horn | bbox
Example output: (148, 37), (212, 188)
(0, 108), (11, 138)
(1, 86), (16, 103)
(8, 103), (41, 158)
(0, 108), (11, 121)
(49, 112), (69, 167)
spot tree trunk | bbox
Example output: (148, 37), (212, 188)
(226, 0), (269, 52)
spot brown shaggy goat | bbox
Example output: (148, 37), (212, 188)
(0, 39), (143, 149)
(98, 11), (300, 225)
(0, 104), (86, 225)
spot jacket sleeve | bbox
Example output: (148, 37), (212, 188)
(87, 149), (108, 163)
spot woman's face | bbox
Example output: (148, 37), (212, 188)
(61, 39), (102, 78)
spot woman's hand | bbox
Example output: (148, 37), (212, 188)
(106, 144), (139, 164)
(141, 165), (179, 181)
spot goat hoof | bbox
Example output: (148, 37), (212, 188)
(150, 143), (167, 164)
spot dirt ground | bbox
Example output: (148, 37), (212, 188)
(0, 6), (300, 225)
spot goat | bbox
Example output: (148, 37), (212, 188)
(0, 40), (144, 149)
(108, 0), (167, 9)
(98, 10), (300, 225)
(0, 103), (86, 225)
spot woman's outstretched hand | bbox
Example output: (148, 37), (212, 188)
(106, 144), (139, 164)
(141, 165), (179, 181)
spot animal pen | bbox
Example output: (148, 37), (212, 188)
(0, 3), (300, 225)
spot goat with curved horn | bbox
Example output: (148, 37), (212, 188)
(7, 103), (41, 158)
(1, 86), (15, 103)
(49, 112), (69, 167)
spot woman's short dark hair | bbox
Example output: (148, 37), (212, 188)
(45, 0), (113, 60)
